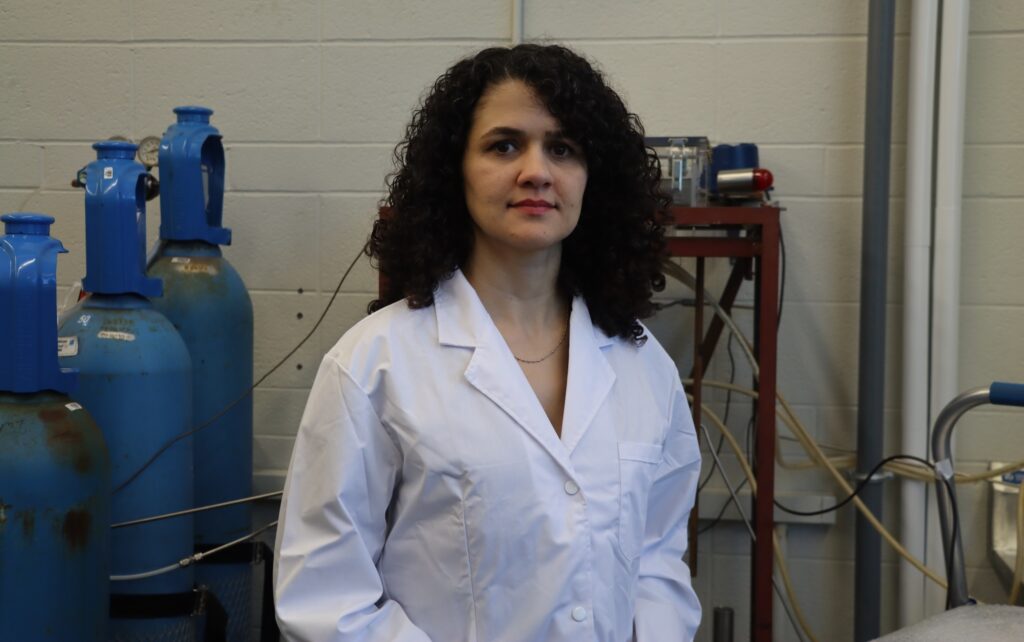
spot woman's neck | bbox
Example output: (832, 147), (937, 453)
(462, 245), (566, 330)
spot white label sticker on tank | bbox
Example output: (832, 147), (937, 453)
(103, 167), (113, 179)
(171, 257), (191, 264)
(97, 330), (136, 342)
(65, 403), (82, 412)
(57, 336), (79, 357)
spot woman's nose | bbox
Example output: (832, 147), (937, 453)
(517, 145), (553, 188)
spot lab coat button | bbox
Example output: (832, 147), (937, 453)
(571, 606), (588, 622)
(564, 480), (580, 495)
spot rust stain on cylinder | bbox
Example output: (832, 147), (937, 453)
(62, 509), (91, 551)
(17, 509), (35, 540)
(40, 406), (92, 474)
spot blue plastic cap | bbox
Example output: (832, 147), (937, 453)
(989, 382), (1024, 408)
(81, 142), (163, 298)
(3, 213), (54, 235)
(0, 213), (76, 394)
(159, 105), (231, 245)
(174, 105), (213, 123)
(94, 140), (138, 160)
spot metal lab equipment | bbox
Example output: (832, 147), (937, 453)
(58, 141), (195, 641)
(932, 382), (1024, 608)
(147, 106), (255, 641)
(708, 143), (775, 200)
(646, 136), (710, 206)
(0, 213), (111, 642)
(989, 463), (1023, 601)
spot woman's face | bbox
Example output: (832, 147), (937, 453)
(462, 79), (587, 259)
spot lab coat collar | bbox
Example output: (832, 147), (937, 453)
(435, 270), (616, 463)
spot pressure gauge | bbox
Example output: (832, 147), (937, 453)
(137, 136), (162, 169)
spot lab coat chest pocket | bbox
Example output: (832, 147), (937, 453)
(617, 441), (663, 561)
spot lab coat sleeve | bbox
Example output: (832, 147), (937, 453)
(633, 382), (703, 641)
(274, 355), (432, 642)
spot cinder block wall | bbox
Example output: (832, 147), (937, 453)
(3, 2), (1023, 640)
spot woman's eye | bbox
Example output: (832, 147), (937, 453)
(490, 140), (516, 154)
(550, 143), (575, 158)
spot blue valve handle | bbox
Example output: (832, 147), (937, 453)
(989, 381), (1024, 407)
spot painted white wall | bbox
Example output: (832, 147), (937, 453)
(2, 1), (1023, 640)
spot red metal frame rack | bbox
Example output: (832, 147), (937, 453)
(669, 205), (779, 642)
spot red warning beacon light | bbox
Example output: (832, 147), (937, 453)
(716, 168), (774, 193)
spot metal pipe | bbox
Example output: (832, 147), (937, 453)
(111, 491), (283, 529)
(713, 606), (735, 642)
(855, 1), (897, 639)
(931, 387), (989, 608)
(930, 0), (971, 613)
(511, 0), (524, 45)
(900, 0), (939, 626)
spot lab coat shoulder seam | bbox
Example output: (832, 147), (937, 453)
(324, 353), (405, 459)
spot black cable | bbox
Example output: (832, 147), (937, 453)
(939, 474), (962, 609)
(112, 245), (367, 495)
(653, 297), (697, 311)
(773, 454), (935, 517)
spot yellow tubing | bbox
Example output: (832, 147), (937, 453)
(686, 385), (949, 590)
(692, 397), (820, 642)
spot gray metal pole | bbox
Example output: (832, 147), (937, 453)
(856, 0), (897, 640)
(713, 606), (735, 642)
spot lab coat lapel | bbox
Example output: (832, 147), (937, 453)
(435, 271), (572, 469)
(559, 296), (616, 454)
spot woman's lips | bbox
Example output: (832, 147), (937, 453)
(511, 199), (555, 215)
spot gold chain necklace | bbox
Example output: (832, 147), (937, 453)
(513, 315), (570, 364)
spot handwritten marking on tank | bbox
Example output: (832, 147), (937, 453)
(57, 336), (79, 357)
(97, 331), (136, 342)
(0, 418), (25, 433)
(77, 314), (92, 327)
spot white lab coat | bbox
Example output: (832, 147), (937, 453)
(275, 270), (702, 642)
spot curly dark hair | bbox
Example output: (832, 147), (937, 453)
(368, 43), (669, 345)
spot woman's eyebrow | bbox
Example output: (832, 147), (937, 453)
(480, 126), (524, 138)
(479, 126), (570, 139)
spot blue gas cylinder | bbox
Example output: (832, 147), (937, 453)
(57, 141), (196, 641)
(0, 213), (111, 641)
(147, 106), (255, 640)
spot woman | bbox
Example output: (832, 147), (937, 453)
(274, 44), (702, 641)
